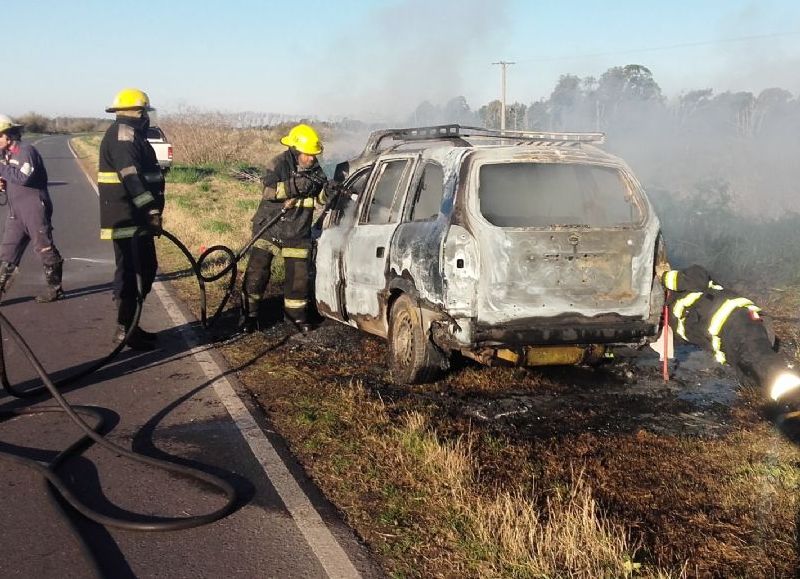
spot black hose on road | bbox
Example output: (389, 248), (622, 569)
(0, 313), (238, 532)
(0, 217), (295, 574)
(0, 206), (291, 532)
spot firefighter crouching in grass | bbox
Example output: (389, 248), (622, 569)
(0, 115), (64, 302)
(662, 265), (800, 407)
(239, 124), (328, 334)
(99, 88), (165, 351)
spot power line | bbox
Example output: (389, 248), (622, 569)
(512, 30), (800, 64)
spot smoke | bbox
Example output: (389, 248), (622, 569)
(710, 4), (800, 96)
(597, 87), (800, 285)
(313, 0), (510, 123)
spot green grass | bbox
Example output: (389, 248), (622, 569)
(173, 195), (197, 211)
(202, 219), (234, 234)
(166, 165), (216, 184)
(236, 199), (260, 212)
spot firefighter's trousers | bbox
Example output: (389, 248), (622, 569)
(112, 235), (157, 328)
(716, 308), (784, 392)
(243, 237), (311, 324)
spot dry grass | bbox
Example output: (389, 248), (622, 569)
(161, 112), (289, 166)
(387, 412), (642, 577)
(70, 132), (800, 578)
(239, 364), (676, 578)
(230, 312), (800, 577)
(469, 476), (639, 577)
(70, 133), (101, 177)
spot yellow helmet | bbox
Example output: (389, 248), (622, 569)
(0, 114), (22, 134)
(106, 88), (155, 113)
(280, 124), (323, 155)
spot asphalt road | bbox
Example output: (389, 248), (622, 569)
(0, 134), (380, 579)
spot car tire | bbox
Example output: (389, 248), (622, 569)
(389, 294), (448, 385)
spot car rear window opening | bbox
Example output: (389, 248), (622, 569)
(478, 162), (642, 227)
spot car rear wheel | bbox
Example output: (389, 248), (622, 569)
(389, 294), (448, 384)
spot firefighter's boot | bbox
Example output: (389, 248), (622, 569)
(112, 297), (155, 351)
(0, 261), (16, 298)
(284, 306), (312, 334)
(35, 261), (64, 303)
(238, 292), (261, 334)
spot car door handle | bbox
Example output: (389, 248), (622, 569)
(376, 246), (385, 258)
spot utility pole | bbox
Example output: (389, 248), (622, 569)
(492, 61), (515, 130)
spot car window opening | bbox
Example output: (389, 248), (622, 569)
(478, 162), (642, 228)
(410, 163), (444, 222)
(364, 160), (411, 225)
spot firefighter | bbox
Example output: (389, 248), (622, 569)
(240, 124), (328, 333)
(99, 88), (165, 351)
(663, 265), (800, 407)
(0, 115), (64, 302)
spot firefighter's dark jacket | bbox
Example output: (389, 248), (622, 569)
(664, 265), (792, 393)
(663, 265), (768, 366)
(98, 116), (165, 239)
(252, 148), (327, 244)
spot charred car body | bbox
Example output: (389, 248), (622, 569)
(314, 125), (667, 383)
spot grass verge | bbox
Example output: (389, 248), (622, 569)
(69, 133), (800, 578)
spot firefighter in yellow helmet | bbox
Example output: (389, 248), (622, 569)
(662, 265), (800, 407)
(240, 124), (328, 333)
(98, 88), (165, 350)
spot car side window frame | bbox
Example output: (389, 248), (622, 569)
(359, 157), (415, 225)
(406, 161), (445, 222)
(323, 166), (373, 230)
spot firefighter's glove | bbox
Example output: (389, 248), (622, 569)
(330, 183), (355, 210)
(291, 171), (327, 197)
(147, 210), (163, 237)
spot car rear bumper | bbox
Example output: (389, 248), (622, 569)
(473, 314), (657, 346)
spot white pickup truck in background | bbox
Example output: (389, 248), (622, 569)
(146, 126), (173, 172)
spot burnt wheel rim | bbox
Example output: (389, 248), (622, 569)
(395, 310), (414, 365)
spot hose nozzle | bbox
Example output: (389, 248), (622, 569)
(770, 370), (800, 403)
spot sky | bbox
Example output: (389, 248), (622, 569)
(6, 0), (800, 121)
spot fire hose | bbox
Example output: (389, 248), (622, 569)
(0, 206), (299, 575)
(164, 176), (348, 330)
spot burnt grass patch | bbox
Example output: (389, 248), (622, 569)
(165, 274), (800, 576)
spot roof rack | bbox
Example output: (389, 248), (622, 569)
(363, 124), (605, 153)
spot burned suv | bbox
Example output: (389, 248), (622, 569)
(314, 125), (667, 384)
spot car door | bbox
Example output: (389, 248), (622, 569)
(342, 155), (417, 335)
(314, 167), (372, 322)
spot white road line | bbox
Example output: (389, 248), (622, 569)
(67, 257), (115, 264)
(153, 283), (361, 579)
(66, 136), (361, 578)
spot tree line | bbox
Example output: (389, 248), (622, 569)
(11, 112), (110, 134)
(408, 63), (800, 141)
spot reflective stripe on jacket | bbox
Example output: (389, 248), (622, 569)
(664, 266), (762, 365)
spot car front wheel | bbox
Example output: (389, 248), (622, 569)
(389, 294), (448, 384)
